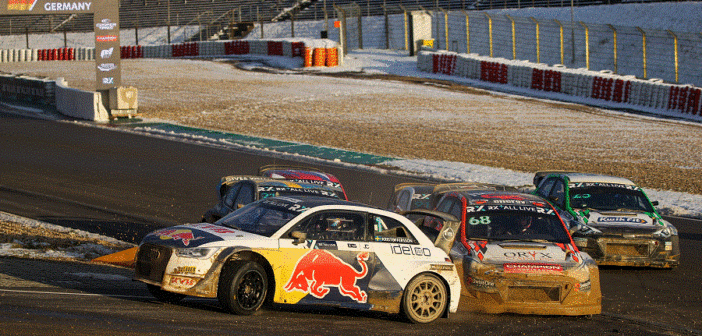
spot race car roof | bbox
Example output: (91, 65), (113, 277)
(559, 173), (636, 186)
(259, 195), (363, 208)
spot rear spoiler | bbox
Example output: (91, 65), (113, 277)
(401, 209), (460, 255)
(258, 164), (326, 175)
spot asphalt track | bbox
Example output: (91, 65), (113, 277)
(1, 110), (701, 335)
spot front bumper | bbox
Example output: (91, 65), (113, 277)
(459, 268), (601, 316)
(133, 243), (229, 298)
(573, 235), (679, 268)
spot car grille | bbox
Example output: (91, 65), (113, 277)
(605, 243), (649, 257)
(134, 243), (172, 283)
(507, 286), (561, 302)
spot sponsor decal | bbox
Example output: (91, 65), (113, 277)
(467, 276), (495, 289)
(315, 241), (338, 249)
(374, 236), (415, 243)
(466, 204), (554, 215)
(284, 250), (369, 302)
(100, 47), (113, 59)
(172, 266), (197, 274)
(480, 194), (528, 201)
(597, 217), (648, 224)
(503, 263), (563, 274)
(198, 224), (237, 234)
(430, 264), (454, 271)
(101, 77), (114, 84)
(503, 251), (554, 261)
(96, 35), (118, 42)
(390, 244), (432, 257)
(570, 182), (641, 191)
(169, 276), (197, 287)
(97, 63), (116, 72)
(412, 193), (431, 200)
(154, 229), (203, 246)
(43, 1), (92, 11)
(96, 18), (117, 30)
(258, 186), (337, 198)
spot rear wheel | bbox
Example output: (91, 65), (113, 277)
(218, 261), (268, 315)
(147, 284), (186, 303)
(402, 273), (448, 324)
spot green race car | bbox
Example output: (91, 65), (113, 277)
(532, 171), (679, 268)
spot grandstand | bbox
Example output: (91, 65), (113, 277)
(0, 0), (674, 38)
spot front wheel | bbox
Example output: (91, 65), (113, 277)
(147, 284), (186, 303)
(218, 261), (268, 315)
(402, 273), (448, 324)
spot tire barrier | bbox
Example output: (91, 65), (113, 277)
(432, 53), (457, 75)
(120, 45), (144, 59)
(171, 42), (199, 57)
(224, 40), (250, 55)
(418, 49), (702, 122)
(0, 39), (340, 67)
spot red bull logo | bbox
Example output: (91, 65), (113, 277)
(284, 250), (370, 303)
(155, 229), (202, 246)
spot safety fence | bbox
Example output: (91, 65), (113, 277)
(428, 11), (702, 87)
(0, 39), (342, 67)
(418, 49), (701, 121)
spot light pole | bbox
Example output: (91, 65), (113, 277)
(570, 0), (575, 64)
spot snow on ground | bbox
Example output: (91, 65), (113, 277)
(0, 211), (134, 261)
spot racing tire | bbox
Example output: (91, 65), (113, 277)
(147, 284), (186, 303)
(218, 261), (268, 315)
(402, 273), (448, 324)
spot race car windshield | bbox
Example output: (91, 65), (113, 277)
(464, 211), (571, 243)
(216, 201), (300, 237)
(569, 186), (654, 212)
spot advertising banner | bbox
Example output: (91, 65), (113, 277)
(1, 0), (121, 90)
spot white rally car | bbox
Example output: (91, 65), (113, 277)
(134, 196), (460, 323)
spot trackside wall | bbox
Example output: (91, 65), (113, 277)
(417, 49), (702, 122)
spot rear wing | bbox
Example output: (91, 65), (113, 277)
(258, 164), (326, 175)
(402, 209), (460, 255)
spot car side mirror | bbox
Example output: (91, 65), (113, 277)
(651, 201), (659, 206)
(291, 231), (307, 245)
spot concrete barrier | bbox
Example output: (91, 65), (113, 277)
(55, 78), (110, 122)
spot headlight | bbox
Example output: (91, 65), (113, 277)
(575, 223), (602, 236)
(175, 247), (218, 259)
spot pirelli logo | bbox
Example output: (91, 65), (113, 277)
(7, 0), (37, 10)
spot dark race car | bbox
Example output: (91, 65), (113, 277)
(387, 182), (515, 213)
(532, 171), (679, 268)
(135, 196), (461, 324)
(406, 190), (601, 315)
(201, 176), (341, 223)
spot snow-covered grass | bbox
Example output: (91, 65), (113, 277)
(0, 211), (134, 262)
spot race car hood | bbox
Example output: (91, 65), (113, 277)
(141, 223), (265, 248)
(577, 210), (660, 233)
(470, 240), (583, 269)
